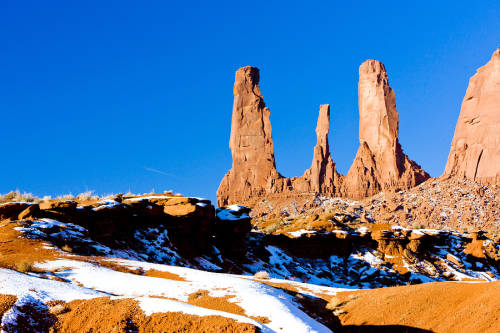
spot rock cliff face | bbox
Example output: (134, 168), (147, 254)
(343, 60), (429, 199)
(443, 48), (500, 185)
(217, 67), (281, 206)
(217, 62), (429, 207)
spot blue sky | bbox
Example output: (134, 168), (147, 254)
(1, 1), (499, 203)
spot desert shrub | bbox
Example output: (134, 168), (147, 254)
(413, 222), (426, 229)
(188, 289), (210, 301)
(133, 267), (145, 275)
(0, 190), (39, 203)
(262, 224), (279, 234)
(326, 296), (342, 310)
(253, 271), (270, 279)
(61, 245), (73, 252)
(57, 193), (75, 200)
(16, 260), (34, 273)
(102, 193), (116, 200)
(332, 308), (346, 316)
(326, 295), (353, 316)
(77, 190), (99, 201)
(322, 213), (336, 222)
(49, 303), (69, 315)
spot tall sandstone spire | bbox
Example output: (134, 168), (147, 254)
(217, 62), (429, 207)
(217, 66), (281, 206)
(302, 104), (338, 193)
(217, 67), (343, 206)
(343, 60), (429, 199)
(443, 48), (500, 185)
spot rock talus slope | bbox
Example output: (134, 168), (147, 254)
(444, 47), (500, 185)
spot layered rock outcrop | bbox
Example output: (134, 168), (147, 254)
(217, 61), (429, 206)
(443, 48), (500, 185)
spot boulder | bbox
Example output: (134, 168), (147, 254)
(0, 202), (34, 220)
(39, 200), (78, 211)
(18, 204), (40, 220)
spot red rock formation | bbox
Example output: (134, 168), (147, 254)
(301, 104), (339, 193)
(217, 61), (429, 207)
(443, 48), (500, 185)
(217, 67), (281, 206)
(344, 60), (429, 199)
(217, 68), (342, 206)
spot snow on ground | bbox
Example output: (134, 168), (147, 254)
(287, 229), (316, 237)
(34, 258), (332, 332)
(7, 216), (498, 330)
(0, 267), (270, 332)
(124, 195), (176, 202)
(216, 205), (250, 221)
(0, 268), (105, 301)
(135, 297), (273, 332)
(0, 267), (105, 332)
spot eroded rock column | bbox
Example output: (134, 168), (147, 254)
(217, 67), (281, 206)
(344, 60), (429, 199)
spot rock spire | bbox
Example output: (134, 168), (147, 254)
(217, 61), (430, 207)
(217, 66), (281, 206)
(344, 60), (429, 199)
(301, 104), (338, 193)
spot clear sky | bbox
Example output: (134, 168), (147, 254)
(1, 1), (499, 203)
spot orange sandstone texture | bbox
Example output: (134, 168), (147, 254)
(51, 297), (259, 333)
(329, 281), (500, 333)
(217, 66), (282, 205)
(343, 60), (429, 199)
(217, 62), (429, 206)
(0, 294), (17, 317)
(443, 48), (500, 185)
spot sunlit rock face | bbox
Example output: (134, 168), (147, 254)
(343, 59), (429, 199)
(443, 48), (500, 185)
(217, 61), (429, 206)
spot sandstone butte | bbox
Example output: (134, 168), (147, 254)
(443, 47), (500, 185)
(217, 60), (430, 207)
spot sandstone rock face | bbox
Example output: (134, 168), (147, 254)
(302, 104), (338, 193)
(217, 68), (342, 206)
(443, 48), (500, 185)
(217, 66), (281, 206)
(344, 60), (429, 199)
(217, 62), (429, 207)
(0, 202), (34, 220)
